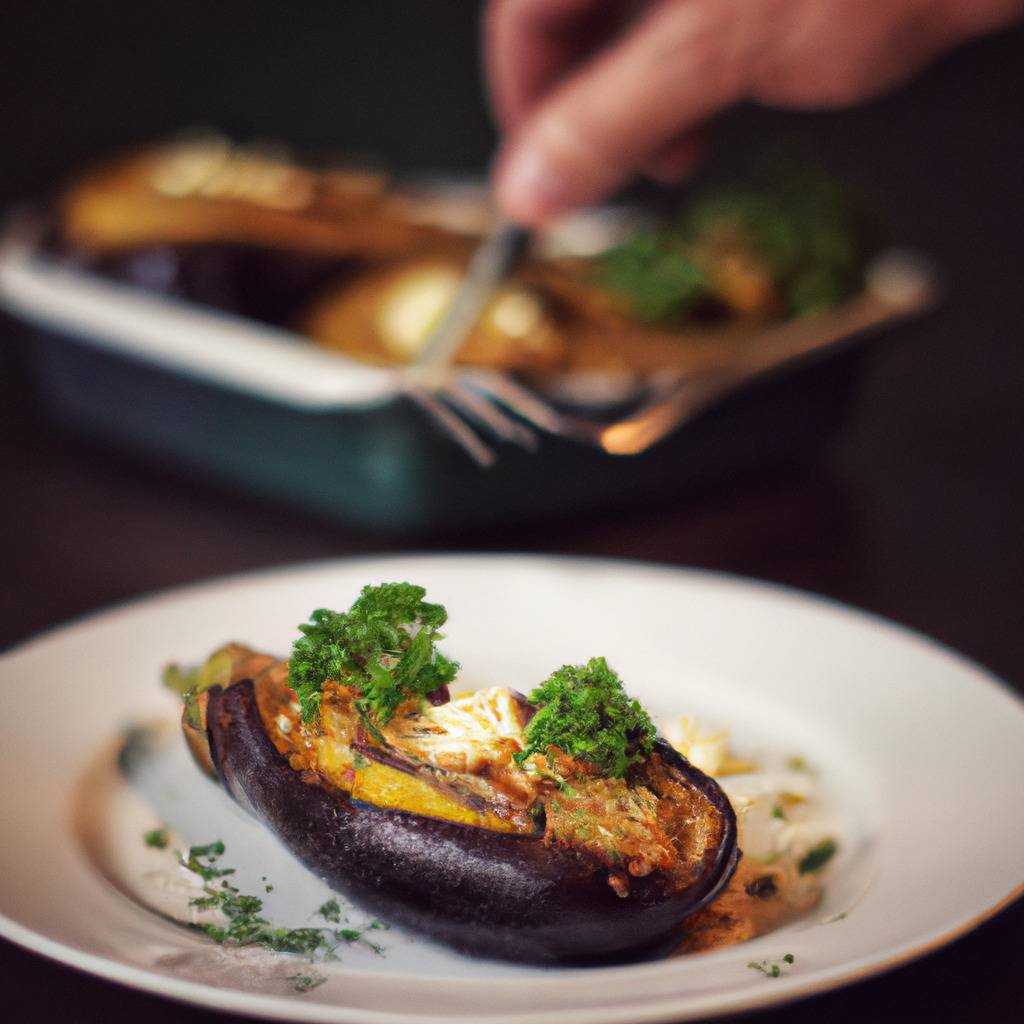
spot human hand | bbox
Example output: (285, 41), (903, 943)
(486, 0), (1024, 225)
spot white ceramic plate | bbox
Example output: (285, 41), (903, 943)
(1, 555), (1022, 1023)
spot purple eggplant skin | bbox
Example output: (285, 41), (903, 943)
(205, 680), (739, 965)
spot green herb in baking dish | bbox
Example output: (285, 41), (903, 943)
(599, 161), (866, 324)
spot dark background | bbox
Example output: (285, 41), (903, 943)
(2, 3), (1022, 1022)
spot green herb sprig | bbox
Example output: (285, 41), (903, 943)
(599, 230), (708, 323)
(288, 583), (459, 724)
(514, 657), (656, 779)
(599, 158), (866, 324)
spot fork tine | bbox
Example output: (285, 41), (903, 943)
(402, 383), (496, 467)
(460, 369), (566, 435)
(442, 380), (538, 451)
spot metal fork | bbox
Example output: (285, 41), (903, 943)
(399, 221), (540, 466)
(401, 244), (936, 465)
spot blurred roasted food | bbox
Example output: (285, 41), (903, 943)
(49, 133), (875, 385)
(60, 131), (441, 256)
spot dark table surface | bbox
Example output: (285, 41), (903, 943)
(2, 4), (1022, 1022)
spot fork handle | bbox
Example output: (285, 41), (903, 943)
(412, 221), (530, 377)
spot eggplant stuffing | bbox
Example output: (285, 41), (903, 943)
(166, 583), (739, 964)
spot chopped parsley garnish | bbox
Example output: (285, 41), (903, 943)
(288, 583), (458, 724)
(288, 973), (326, 993)
(317, 899), (342, 923)
(189, 840), (226, 858)
(748, 954), (795, 978)
(173, 841), (388, 962)
(771, 805), (786, 820)
(514, 657), (656, 779)
(179, 841), (235, 881)
(179, 845), (326, 955)
(335, 928), (384, 955)
(144, 827), (169, 849)
(798, 838), (837, 874)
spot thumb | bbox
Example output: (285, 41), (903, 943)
(493, 0), (747, 225)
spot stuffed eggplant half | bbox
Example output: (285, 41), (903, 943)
(167, 583), (739, 964)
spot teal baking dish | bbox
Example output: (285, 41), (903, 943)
(0, 207), (934, 531)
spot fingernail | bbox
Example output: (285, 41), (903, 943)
(496, 145), (570, 225)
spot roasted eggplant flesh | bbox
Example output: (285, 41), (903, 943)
(198, 663), (739, 964)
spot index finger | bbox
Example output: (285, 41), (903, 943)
(485, 0), (637, 130)
(493, 0), (748, 224)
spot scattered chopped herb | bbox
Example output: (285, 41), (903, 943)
(171, 842), (394, 962)
(317, 899), (342, 923)
(744, 875), (779, 900)
(368, 919), (389, 931)
(786, 755), (811, 772)
(771, 805), (786, 820)
(798, 839), (837, 875)
(748, 954), (795, 978)
(144, 827), (169, 849)
(194, 911), (327, 956)
(352, 752), (368, 770)
(179, 840), (235, 881)
(189, 840), (226, 858)
(334, 926), (385, 956)
(288, 973), (326, 993)
(288, 583), (458, 724)
(514, 657), (656, 779)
